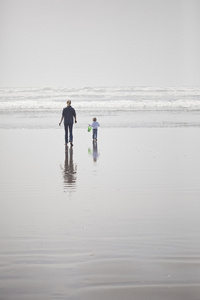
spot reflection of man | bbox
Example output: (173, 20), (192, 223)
(59, 100), (77, 147)
(61, 147), (77, 190)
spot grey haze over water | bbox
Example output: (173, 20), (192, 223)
(0, 87), (200, 129)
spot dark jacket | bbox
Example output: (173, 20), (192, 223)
(62, 106), (76, 124)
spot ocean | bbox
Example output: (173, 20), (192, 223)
(0, 86), (200, 129)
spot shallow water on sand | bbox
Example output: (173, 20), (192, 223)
(0, 128), (200, 299)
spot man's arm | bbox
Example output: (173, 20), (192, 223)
(74, 110), (77, 123)
(59, 116), (64, 126)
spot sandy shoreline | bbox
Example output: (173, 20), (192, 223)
(1, 127), (200, 299)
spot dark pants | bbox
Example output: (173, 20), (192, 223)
(64, 123), (73, 143)
(93, 129), (97, 139)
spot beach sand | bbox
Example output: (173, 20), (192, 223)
(0, 127), (200, 299)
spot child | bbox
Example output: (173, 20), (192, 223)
(89, 117), (100, 141)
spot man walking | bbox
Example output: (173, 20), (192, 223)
(59, 100), (77, 147)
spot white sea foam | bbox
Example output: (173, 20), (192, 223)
(0, 87), (200, 111)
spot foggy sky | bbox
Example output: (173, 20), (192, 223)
(0, 0), (200, 87)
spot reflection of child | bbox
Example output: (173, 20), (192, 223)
(88, 141), (99, 162)
(89, 117), (100, 141)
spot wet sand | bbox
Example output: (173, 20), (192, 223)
(0, 127), (200, 299)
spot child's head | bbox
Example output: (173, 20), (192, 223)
(93, 117), (97, 122)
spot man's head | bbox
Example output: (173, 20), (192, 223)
(67, 100), (71, 106)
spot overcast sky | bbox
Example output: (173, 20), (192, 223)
(0, 0), (200, 87)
